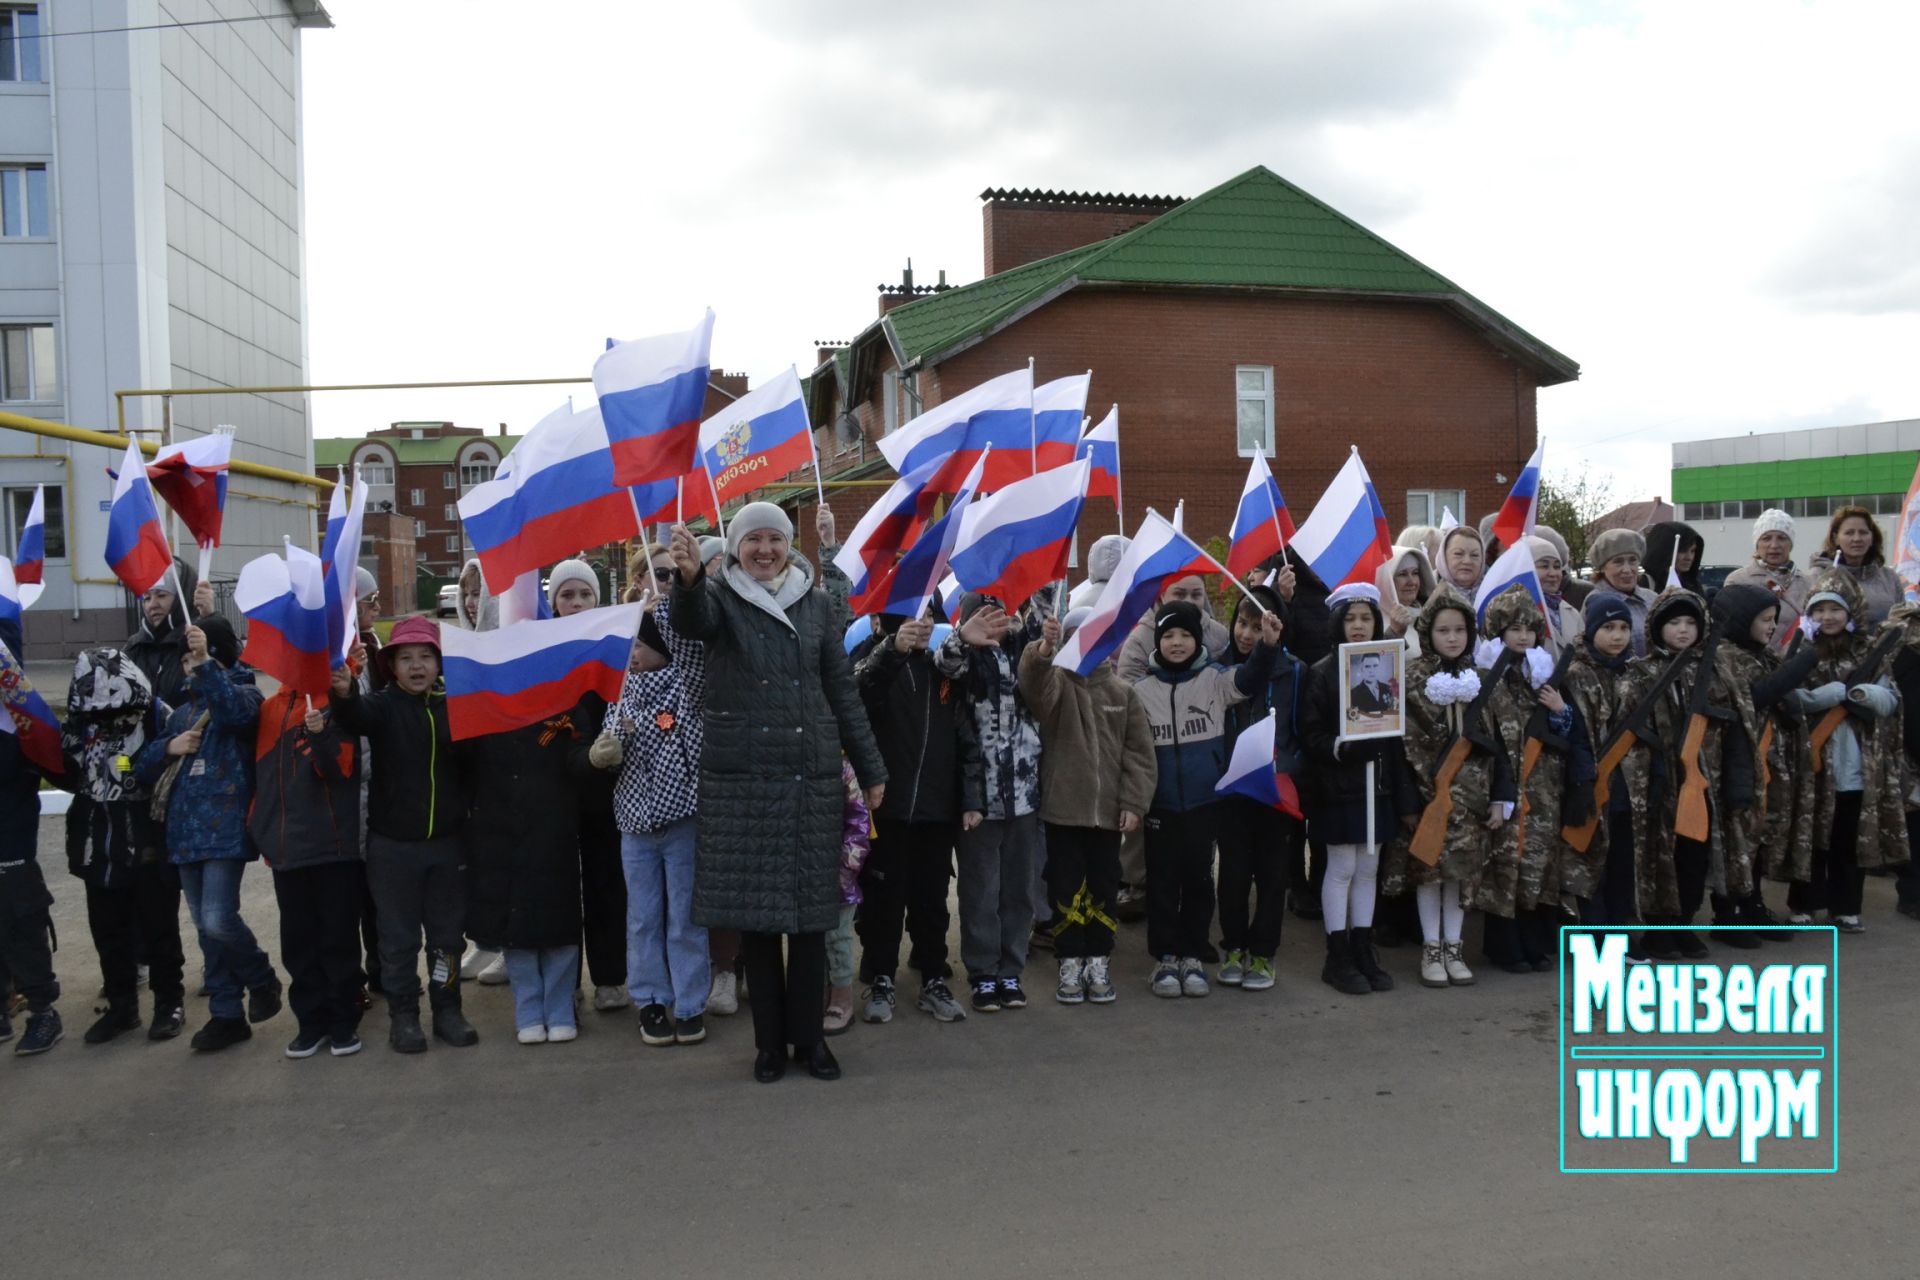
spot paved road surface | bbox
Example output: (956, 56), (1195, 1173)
(5, 826), (1916, 1279)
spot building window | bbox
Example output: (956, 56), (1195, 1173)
(459, 461), (495, 486)
(408, 487), (425, 506)
(414, 519), (426, 538)
(442, 503), (456, 520)
(361, 461), (393, 486)
(0, 7), (44, 83)
(358, 536), (374, 557)
(444, 535), (459, 553)
(882, 370), (900, 436)
(0, 323), (56, 402)
(0, 163), (48, 237)
(3, 482), (61, 558)
(1235, 366), (1274, 456)
(443, 470), (455, 490)
(1407, 489), (1467, 530)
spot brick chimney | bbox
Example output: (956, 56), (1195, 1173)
(980, 188), (1185, 277)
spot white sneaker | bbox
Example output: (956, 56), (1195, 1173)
(1179, 957), (1210, 998)
(1420, 942), (1448, 988)
(476, 952), (509, 986)
(517, 1024), (548, 1045)
(547, 1024), (578, 1042)
(1084, 956), (1116, 1003)
(1056, 957), (1086, 1004)
(460, 945), (497, 981)
(592, 985), (631, 1012)
(708, 970), (739, 1016)
(1442, 940), (1476, 986)
(1150, 956), (1181, 998)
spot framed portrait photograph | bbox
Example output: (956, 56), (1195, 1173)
(1337, 639), (1405, 741)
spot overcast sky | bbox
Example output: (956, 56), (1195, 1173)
(300, 0), (1920, 504)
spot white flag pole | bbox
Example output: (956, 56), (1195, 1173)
(1027, 356), (1038, 477)
(1111, 405), (1125, 533)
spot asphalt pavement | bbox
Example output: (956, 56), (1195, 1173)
(4, 823), (1916, 1279)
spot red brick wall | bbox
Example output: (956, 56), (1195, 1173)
(363, 510), (416, 616)
(813, 288), (1540, 556)
(983, 201), (1166, 275)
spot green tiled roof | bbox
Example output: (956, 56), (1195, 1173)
(877, 165), (1577, 382)
(1672, 453), (1920, 503)
(312, 433), (519, 467)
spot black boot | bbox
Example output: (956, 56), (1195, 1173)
(428, 975), (479, 1048)
(1711, 893), (1761, 949)
(388, 998), (428, 1054)
(1349, 927), (1395, 992)
(1321, 930), (1371, 995)
(84, 1004), (142, 1045)
(1742, 892), (1793, 942)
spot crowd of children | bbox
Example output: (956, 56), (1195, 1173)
(3, 502), (1915, 1078)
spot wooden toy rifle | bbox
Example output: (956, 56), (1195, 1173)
(1560, 648), (1690, 851)
(1673, 635), (1724, 842)
(1807, 626), (1902, 774)
(1409, 649), (1512, 866)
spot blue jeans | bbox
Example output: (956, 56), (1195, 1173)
(503, 946), (580, 1032)
(179, 859), (275, 1021)
(620, 820), (709, 1019)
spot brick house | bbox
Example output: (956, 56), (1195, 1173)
(795, 166), (1579, 559)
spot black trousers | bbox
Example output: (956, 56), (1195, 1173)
(1482, 907), (1558, 965)
(1216, 799), (1293, 957)
(359, 873), (382, 994)
(1901, 810), (1920, 910)
(1144, 807), (1220, 960)
(85, 862), (185, 1013)
(1044, 824), (1121, 960)
(274, 861), (368, 1040)
(0, 856), (58, 1013)
(1578, 807), (1639, 928)
(740, 931), (826, 1052)
(579, 820), (627, 988)
(855, 820), (956, 982)
(1822, 791), (1867, 917)
(365, 834), (466, 1005)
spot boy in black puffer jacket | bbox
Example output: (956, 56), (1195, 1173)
(854, 608), (980, 1025)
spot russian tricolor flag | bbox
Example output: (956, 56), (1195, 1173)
(1032, 373), (1090, 472)
(877, 366), (1034, 494)
(148, 433), (231, 552)
(1474, 539), (1547, 625)
(0, 554), (21, 634)
(441, 601), (642, 740)
(1226, 454), (1292, 580)
(0, 640), (66, 779)
(1214, 708), (1304, 819)
(1290, 449), (1393, 589)
(835, 459), (940, 614)
(235, 541), (333, 694)
(630, 469), (719, 527)
(594, 312), (715, 487)
(1077, 406), (1122, 503)
(459, 402), (641, 594)
(319, 468), (367, 666)
(699, 367), (816, 506)
(948, 456), (1090, 614)
(105, 440), (175, 596)
(856, 453), (988, 620)
(14, 484), (44, 586)
(1054, 511), (1214, 677)
(1490, 442), (1544, 552)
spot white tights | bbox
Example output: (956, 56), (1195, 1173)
(1321, 843), (1378, 932)
(1416, 880), (1466, 944)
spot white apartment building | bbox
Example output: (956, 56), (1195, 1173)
(0, 0), (330, 656)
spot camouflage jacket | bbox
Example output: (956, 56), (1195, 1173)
(1387, 652), (1500, 893)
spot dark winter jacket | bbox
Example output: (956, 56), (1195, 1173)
(1222, 641), (1307, 778)
(134, 660), (263, 863)
(330, 678), (464, 842)
(123, 555), (240, 711)
(1643, 522), (1707, 596)
(673, 556), (887, 935)
(248, 686), (360, 871)
(857, 625), (973, 825)
(1298, 597), (1421, 843)
(1, 722), (42, 875)
(1279, 548), (1334, 666)
(60, 646), (169, 887)
(1134, 641), (1280, 813)
(461, 703), (597, 949)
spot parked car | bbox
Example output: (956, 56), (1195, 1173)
(437, 584), (459, 617)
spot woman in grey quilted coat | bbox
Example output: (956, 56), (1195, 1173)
(669, 503), (886, 1084)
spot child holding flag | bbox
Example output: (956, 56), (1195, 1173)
(1214, 585), (1304, 991)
